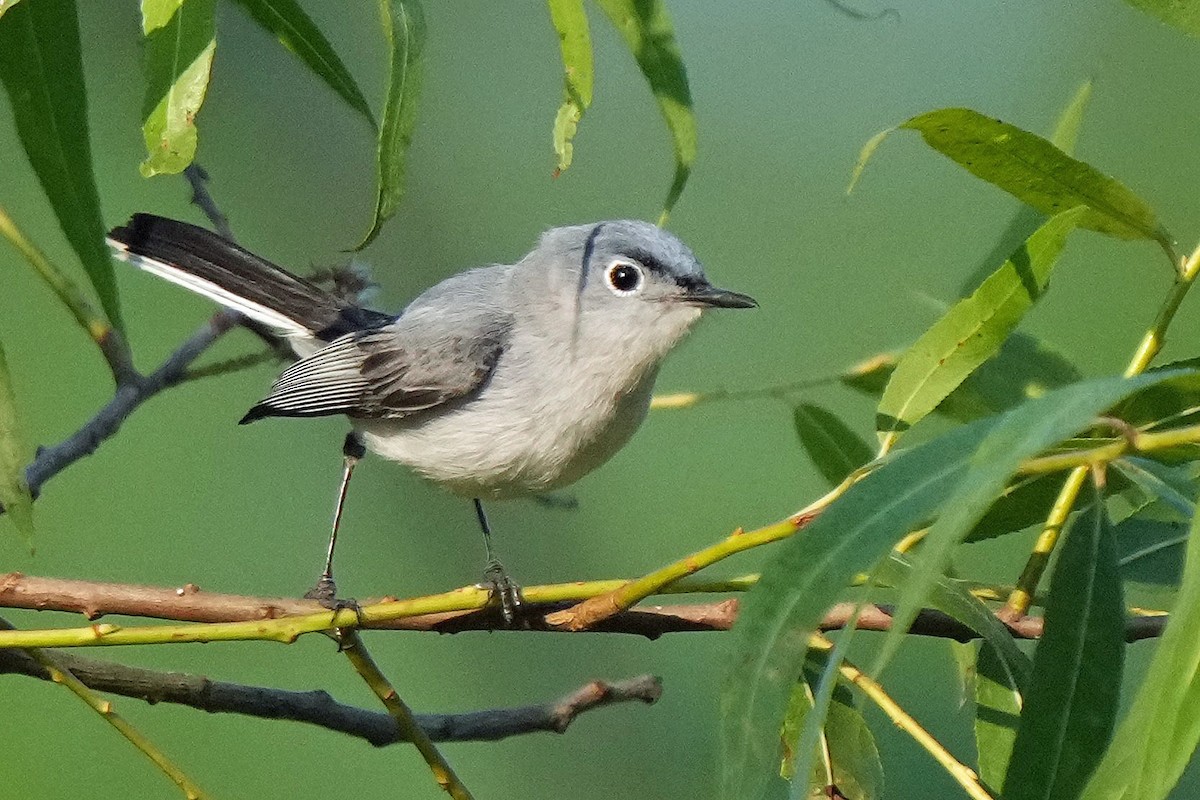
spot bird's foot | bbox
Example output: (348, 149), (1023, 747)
(482, 559), (523, 625)
(304, 574), (362, 618)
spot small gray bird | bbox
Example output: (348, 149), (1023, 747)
(107, 214), (755, 615)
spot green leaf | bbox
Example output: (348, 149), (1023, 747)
(814, 695), (884, 800)
(355, 0), (425, 250)
(547, 0), (593, 175)
(724, 372), (1184, 800)
(843, 335), (1081, 426)
(853, 108), (1175, 261)
(594, 0), (695, 224)
(1050, 79), (1093, 156)
(965, 473), (1066, 543)
(228, 0), (375, 126)
(956, 80), (1093, 297)
(875, 371), (1186, 676)
(0, 343), (34, 550)
(1113, 457), (1196, 520)
(0, 0), (123, 331)
(779, 675), (883, 800)
(1116, 512), (1188, 587)
(724, 420), (994, 800)
(875, 554), (1032, 687)
(793, 403), (875, 487)
(877, 208), (1084, 445)
(1083, 495), (1200, 800)
(976, 643), (1023, 794)
(1123, 0), (1200, 37)
(1004, 492), (1124, 800)
(140, 0), (217, 178)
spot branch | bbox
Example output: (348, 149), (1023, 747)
(0, 645), (661, 745)
(0, 573), (1167, 644)
(20, 309), (239, 502)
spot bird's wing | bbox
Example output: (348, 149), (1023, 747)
(240, 300), (512, 423)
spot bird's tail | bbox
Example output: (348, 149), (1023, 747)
(107, 213), (353, 339)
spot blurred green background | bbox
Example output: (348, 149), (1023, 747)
(3, 1), (1200, 797)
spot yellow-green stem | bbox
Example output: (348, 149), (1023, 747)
(341, 631), (474, 800)
(811, 634), (993, 800)
(1005, 239), (1200, 617)
(26, 646), (209, 798)
(0, 206), (132, 383)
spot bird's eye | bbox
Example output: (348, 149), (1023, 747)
(606, 261), (643, 295)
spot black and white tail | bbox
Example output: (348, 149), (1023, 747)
(107, 214), (368, 340)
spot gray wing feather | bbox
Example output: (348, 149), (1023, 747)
(240, 268), (512, 423)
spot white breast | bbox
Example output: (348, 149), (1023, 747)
(354, 335), (661, 499)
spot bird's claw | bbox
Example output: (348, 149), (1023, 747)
(483, 560), (523, 625)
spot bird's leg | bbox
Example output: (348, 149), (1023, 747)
(304, 432), (366, 608)
(474, 498), (522, 623)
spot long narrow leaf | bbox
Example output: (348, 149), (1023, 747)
(355, 0), (425, 250)
(851, 108), (1175, 261)
(793, 403), (874, 487)
(229, 0), (375, 126)
(594, 0), (695, 224)
(877, 208), (1084, 444)
(0, 0), (123, 330)
(1123, 1), (1200, 38)
(1083, 495), (1200, 799)
(957, 79), (1092, 296)
(725, 371), (1179, 799)
(875, 554), (1031, 687)
(0, 343), (33, 550)
(872, 372), (1180, 678)
(1003, 492), (1124, 800)
(548, 0), (593, 174)
(723, 420), (993, 800)
(976, 644), (1023, 794)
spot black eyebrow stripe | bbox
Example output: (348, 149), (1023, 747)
(623, 247), (671, 276)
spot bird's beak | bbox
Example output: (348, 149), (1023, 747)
(684, 283), (758, 309)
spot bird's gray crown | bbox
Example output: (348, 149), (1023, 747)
(535, 220), (704, 287)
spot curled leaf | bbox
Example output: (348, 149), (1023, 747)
(355, 0), (426, 250)
(595, 0), (695, 224)
(548, 0), (593, 175)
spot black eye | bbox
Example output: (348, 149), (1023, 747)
(606, 262), (643, 294)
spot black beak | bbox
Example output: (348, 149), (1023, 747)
(685, 283), (758, 309)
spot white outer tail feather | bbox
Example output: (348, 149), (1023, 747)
(107, 238), (316, 340)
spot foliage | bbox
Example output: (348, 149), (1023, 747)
(4, 2), (1200, 800)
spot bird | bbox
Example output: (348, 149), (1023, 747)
(107, 214), (756, 617)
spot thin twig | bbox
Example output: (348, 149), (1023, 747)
(0, 205), (135, 385)
(0, 620), (208, 799)
(178, 349), (278, 383)
(813, 634), (994, 800)
(341, 631), (475, 800)
(0, 646), (660, 745)
(183, 164), (233, 241)
(0, 573), (1169, 645)
(19, 310), (240, 503)
(1004, 238), (1200, 618)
